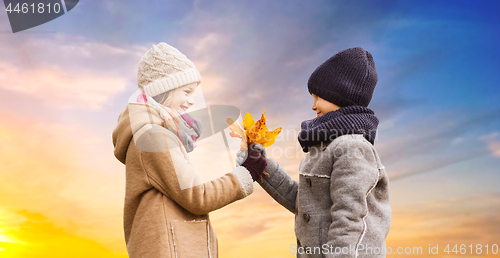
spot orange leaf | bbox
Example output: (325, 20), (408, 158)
(242, 109), (281, 149)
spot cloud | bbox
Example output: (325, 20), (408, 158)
(0, 61), (126, 110)
(211, 180), (500, 258)
(488, 142), (500, 158)
(1, 2), (499, 258)
(0, 211), (127, 258)
(387, 193), (500, 250)
(172, 0), (500, 184)
(376, 108), (500, 180)
(193, 32), (231, 54)
(0, 112), (126, 254)
(370, 95), (426, 122)
(480, 132), (500, 158)
(165, 0), (477, 145)
(0, 33), (147, 110)
(210, 188), (297, 257)
(169, 0), (400, 123)
(479, 132), (500, 142)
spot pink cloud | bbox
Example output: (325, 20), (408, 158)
(479, 132), (500, 158)
(0, 61), (126, 110)
(488, 142), (500, 158)
(0, 33), (148, 110)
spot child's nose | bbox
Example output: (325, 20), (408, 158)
(187, 97), (195, 106)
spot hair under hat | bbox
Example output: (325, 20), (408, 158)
(307, 47), (378, 108)
(137, 42), (201, 97)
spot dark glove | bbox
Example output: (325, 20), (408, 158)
(252, 143), (267, 158)
(241, 143), (268, 182)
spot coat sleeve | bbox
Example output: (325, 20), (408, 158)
(257, 156), (299, 214)
(326, 138), (380, 257)
(137, 125), (254, 215)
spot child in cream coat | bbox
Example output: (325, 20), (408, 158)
(113, 42), (267, 258)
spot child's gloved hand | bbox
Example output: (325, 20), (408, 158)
(235, 150), (247, 167)
(241, 143), (268, 182)
(252, 143), (267, 158)
(235, 143), (267, 167)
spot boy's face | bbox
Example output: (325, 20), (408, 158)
(311, 94), (341, 117)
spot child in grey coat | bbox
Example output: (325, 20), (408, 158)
(242, 47), (391, 258)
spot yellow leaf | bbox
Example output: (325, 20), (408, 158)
(227, 118), (244, 139)
(228, 109), (281, 150)
(263, 127), (282, 148)
(242, 113), (255, 131)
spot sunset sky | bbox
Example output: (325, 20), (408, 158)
(1, 0), (499, 257)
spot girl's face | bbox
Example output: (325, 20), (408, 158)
(311, 93), (341, 117)
(164, 82), (198, 112)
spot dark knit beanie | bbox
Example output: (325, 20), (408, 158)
(308, 47), (378, 107)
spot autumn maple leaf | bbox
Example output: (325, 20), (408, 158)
(227, 109), (282, 182)
(228, 109), (282, 150)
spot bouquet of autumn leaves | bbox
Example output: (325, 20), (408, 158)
(227, 109), (282, 181)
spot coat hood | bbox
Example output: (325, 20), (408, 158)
(112, 90), (166, 164)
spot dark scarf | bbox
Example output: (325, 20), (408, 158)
(298, 105), (379, 152)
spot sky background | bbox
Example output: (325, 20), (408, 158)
(1, 0), (500, 257)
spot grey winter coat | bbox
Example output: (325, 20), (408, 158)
(258, 134), (391, 258)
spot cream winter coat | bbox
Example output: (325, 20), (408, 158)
(112, 102), (254, 258)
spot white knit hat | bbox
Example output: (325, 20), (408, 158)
(137, 42), (202, 97)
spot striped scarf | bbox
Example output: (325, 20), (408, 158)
(129, 89), (202, 153)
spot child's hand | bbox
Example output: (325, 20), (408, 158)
(235, 143), (266, 166)
(235, 149), (248, 167)
(241, 143), (269, 182)
(251, 143), (267, 158)
(248, 143), (269, 181)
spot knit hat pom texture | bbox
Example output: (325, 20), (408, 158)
(137, 42), (201, 97)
